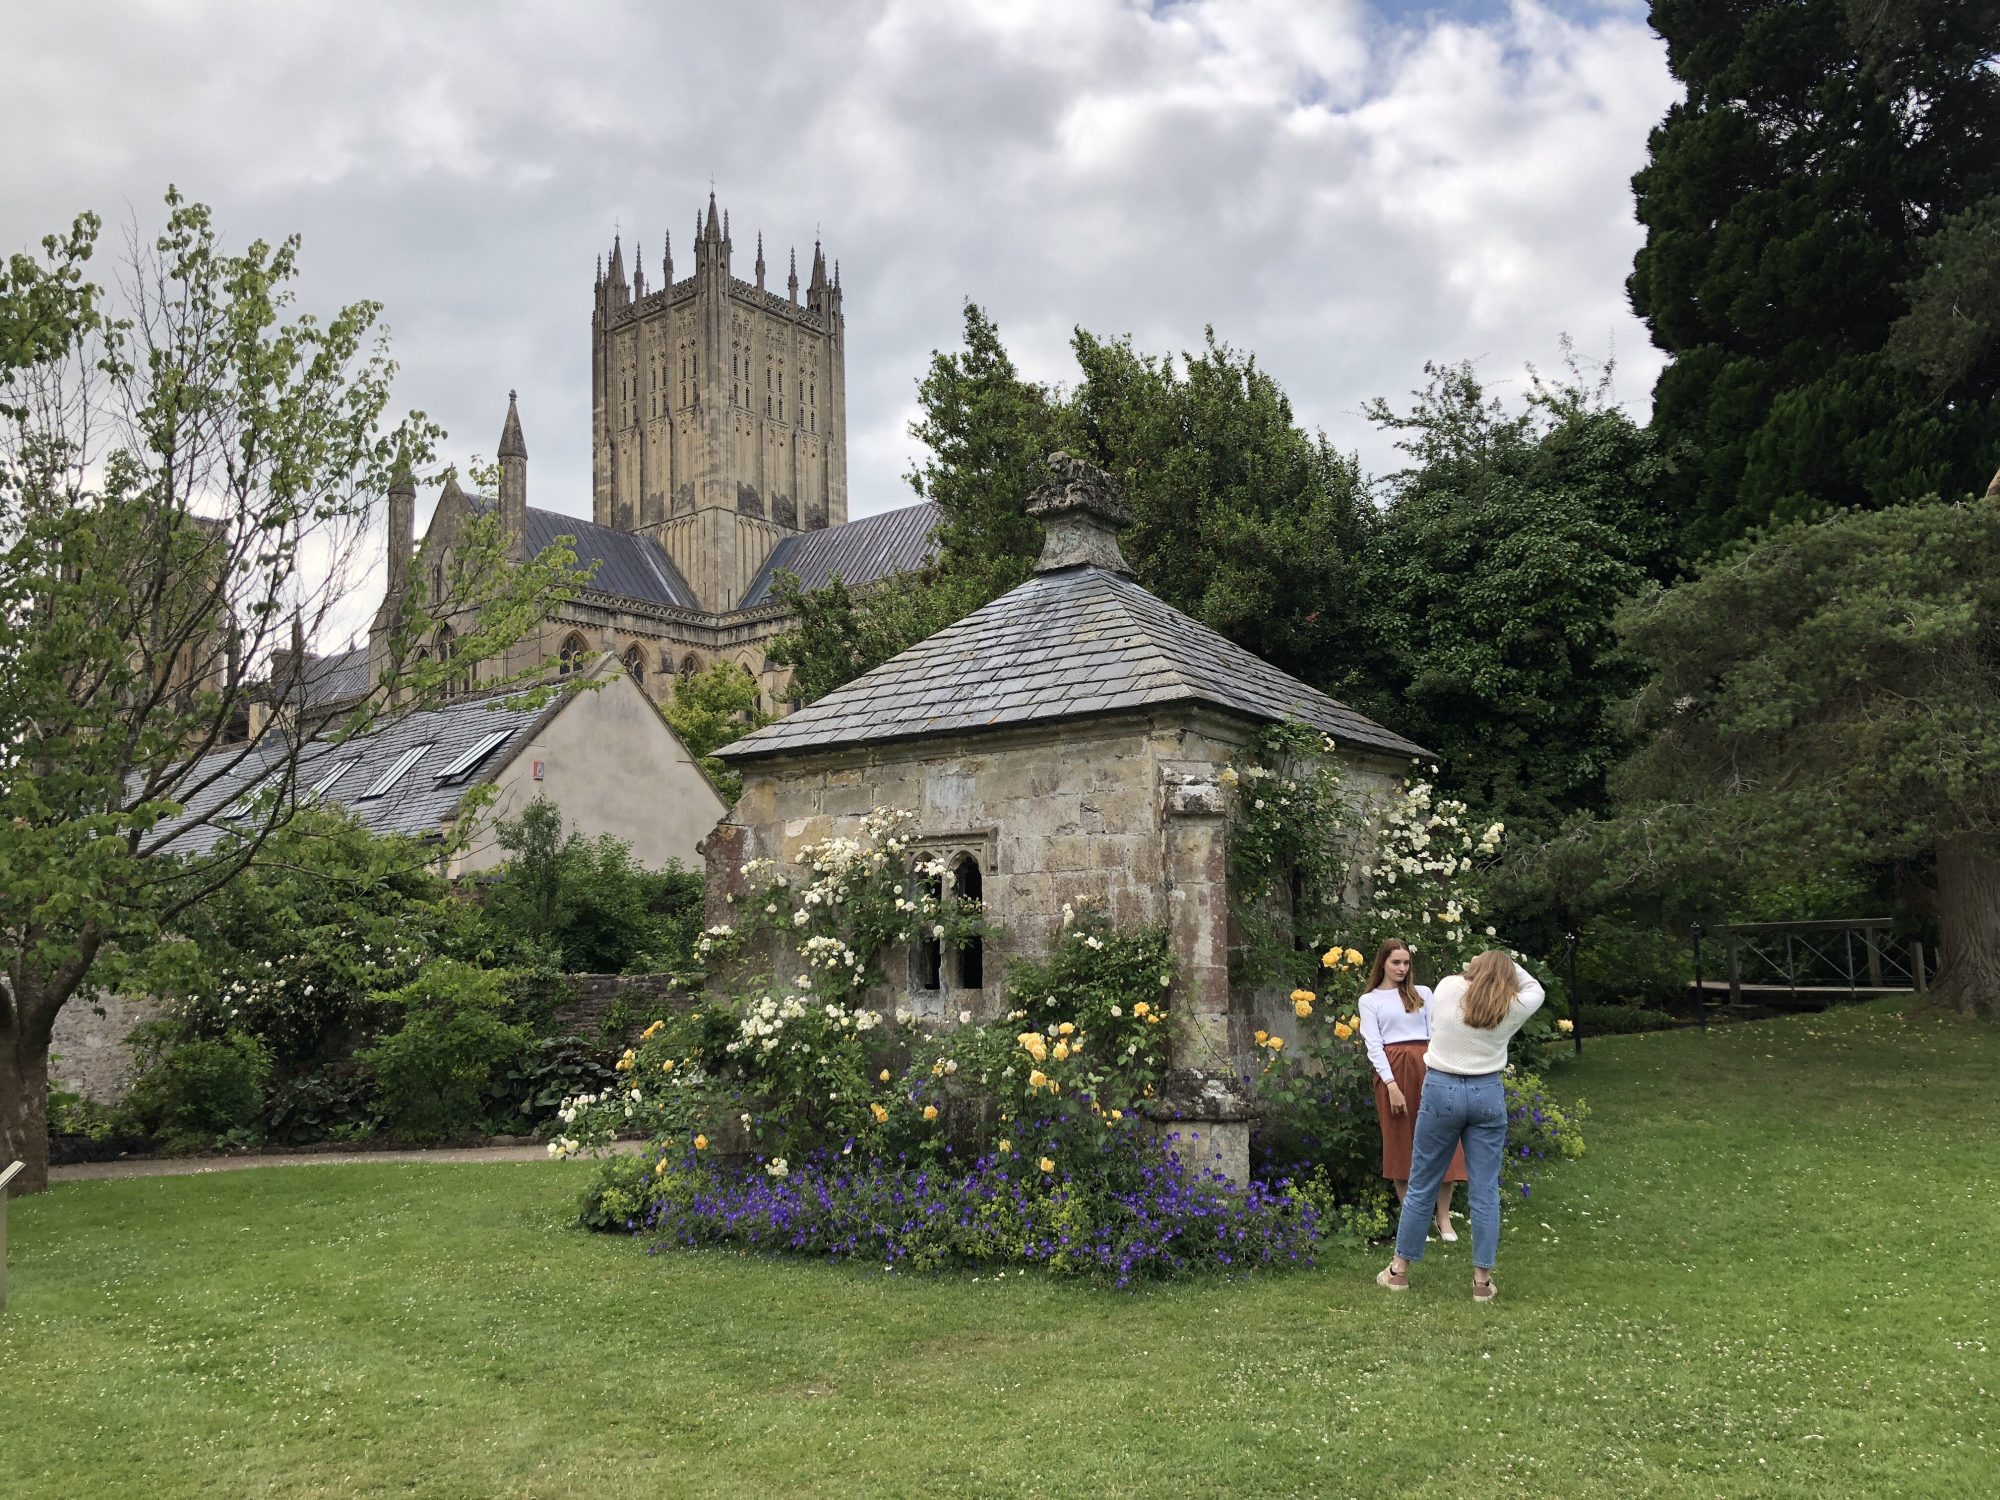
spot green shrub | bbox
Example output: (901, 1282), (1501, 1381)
(126, 1032), (272, 1147)
(361, 961), (532, 1142)
(1575, 1001), (1678, 1035)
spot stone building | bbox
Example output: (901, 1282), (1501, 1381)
(290, 194), (937, 727)
(708, 458), (1428, 1181)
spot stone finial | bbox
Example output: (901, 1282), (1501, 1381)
(499, 389), (528, 460)
(1029, 451), (1134, 576)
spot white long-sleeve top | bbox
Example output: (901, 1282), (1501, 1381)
(1424, 963), (1546, 1076)
(1357, 985), (1435, 1083)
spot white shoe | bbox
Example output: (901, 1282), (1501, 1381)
(1436, 1214), (1458, 1243)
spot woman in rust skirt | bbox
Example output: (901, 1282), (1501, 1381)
(1358, 938), (1465, 1240)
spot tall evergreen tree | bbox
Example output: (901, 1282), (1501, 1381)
(1629, 0), (2000, 549)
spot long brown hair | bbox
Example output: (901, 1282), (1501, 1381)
(1461, 949), (1520, 1029)
(1362, 939), (1423, 1014)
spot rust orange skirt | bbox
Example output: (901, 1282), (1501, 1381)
(1376, 1040), (1468, 1182)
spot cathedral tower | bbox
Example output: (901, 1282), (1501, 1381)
(590, 193), (848, 612)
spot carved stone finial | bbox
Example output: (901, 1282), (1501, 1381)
(1029, 451), (1133, 576)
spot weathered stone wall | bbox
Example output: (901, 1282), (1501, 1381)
(715, 712), (1253, 1021)
(551, 973), (700, 1043)
(49, 994), (165, 1103)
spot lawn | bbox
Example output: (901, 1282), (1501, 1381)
(3, 998), (1995, 1499)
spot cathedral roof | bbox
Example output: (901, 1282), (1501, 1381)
(739, 501), (941, 607)
(524, 507), (698, 608)
(715, 562), (1429, 763)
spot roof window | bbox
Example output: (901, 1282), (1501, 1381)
(357, 743), (433, 800)
(435, 729), (513, 786)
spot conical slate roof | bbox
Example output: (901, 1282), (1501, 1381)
(716, 564), (1429, 763)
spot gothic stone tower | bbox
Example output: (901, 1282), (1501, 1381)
(591, 192), (848, 612)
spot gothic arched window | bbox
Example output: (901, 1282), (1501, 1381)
(435, 625), (461, 698)
(679, 652), (702, 680)
(558, 633), (590, 677)
(951, 854), (984, 991)
(909, 863), (944, 995)
(623, 644), (645, 685)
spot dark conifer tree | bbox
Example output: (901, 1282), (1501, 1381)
(1629, 0), (2000, 549)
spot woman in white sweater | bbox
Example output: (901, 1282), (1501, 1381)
(1375, 949), (1544, 1302)
(1356, 939), (1464, 1240)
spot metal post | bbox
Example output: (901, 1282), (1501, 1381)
(0, 1160), (23, 1310)
(1564, 930), (1584, 1057)
(1845, 928), (1857, 1001)
(1691, 922), (1707, 1031)
(1786, 931), (1798, 1007)
(1864, 925), (1882, 989)
(1727, 931), (1742, 1008)
(1914, 940), (1928, 994)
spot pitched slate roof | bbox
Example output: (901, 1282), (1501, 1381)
(716, 564), (1429, 762)
(526, 507), (698, 608)
(292, 646), (372, 710)
(739, 501), (941, 606)
(464, 496), (699, 608)
(159, 687), (564, 859)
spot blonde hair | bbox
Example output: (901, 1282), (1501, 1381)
(1460, 949), (1520, 1029)
(1362, 939), (1423, 1014)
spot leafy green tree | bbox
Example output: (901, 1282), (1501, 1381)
(1355, 359), (1679, 847)
(1069, 328), (1376, 690)
(665, 660), (772, 801)
(482, 797), (705, 975)
(0, 192), (579, 1193)
(1629, 0), (2000, 550)
(1593, 491), (2000, 1017)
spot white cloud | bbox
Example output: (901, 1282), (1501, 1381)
(1, 0), (1677, 644)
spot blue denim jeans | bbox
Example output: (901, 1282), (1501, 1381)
(1393, 1069), (1507, 1270)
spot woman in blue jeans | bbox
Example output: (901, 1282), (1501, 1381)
(1376, 950), (1544, 1302)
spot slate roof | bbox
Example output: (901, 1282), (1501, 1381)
(465, 497), (699, 608)
(291, 646), (372, 710)
(157, 687), (564, 859)
(526, 507), (698, 608)
(716, 564), (1430, 762)
(739, 501), (941, 607)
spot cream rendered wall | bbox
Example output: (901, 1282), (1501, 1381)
(460, 670), (726, 874)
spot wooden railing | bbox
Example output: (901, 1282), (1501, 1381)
(1, 1159), (22, 1309)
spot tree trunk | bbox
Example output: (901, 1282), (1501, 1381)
(2, 1012), (53, 1196)
(1932, 836), (2000, 1019)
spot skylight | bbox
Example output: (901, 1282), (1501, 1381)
(307, 759), (359, 798)
(435, 729), (514, 786)
(357, 743), (433, 799)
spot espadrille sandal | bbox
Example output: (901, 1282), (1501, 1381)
(1472, 1272), (1496, 1303)
(1376, 1263), (1409, 1292)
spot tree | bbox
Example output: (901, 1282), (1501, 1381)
(1599, 491), (2000, 1017)
(483, 797), (705, 975)
(1629, 0), (2000, 551)
(0, 193), (578, 1193)
(1355, 358), (1679, 848)
(665, 660), (772, 801)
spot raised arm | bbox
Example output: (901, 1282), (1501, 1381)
(1512, 962), (1546, 1017)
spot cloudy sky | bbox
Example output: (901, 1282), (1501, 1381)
(3, 0), (1676, 558)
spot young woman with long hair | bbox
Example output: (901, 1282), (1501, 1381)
(1356, 938), (1464, 1240)
(1375, 948), (1545, 1302)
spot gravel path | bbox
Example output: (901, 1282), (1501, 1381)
(48, 1139), (645, 1183)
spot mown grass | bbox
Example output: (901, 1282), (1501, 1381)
(3, 997), (1995, 1498)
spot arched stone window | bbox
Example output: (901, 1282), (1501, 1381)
(558, 633), (590, 677)
(951, 854), (984, 991)
(623, 644), (645, 685)
(435, 625), (460, 698)
(909, 863), (944, 996)
(432, 563), (444, 604)
(679, 652), (703, 680)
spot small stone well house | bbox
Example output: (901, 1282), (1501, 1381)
(709, 458), (1428, 1178)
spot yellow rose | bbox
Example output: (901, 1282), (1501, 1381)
(1110, 1109), (1123, 1121)
(1038, 1157), (1056, 1174)
(1290, 988), (1316, 1005)
(615, 1050), (635, 1072)
(1333, 1022), (1352, 1041)
(1322, 948), (1340, 968)
(1346, 948), (1363, 967)
(1293, 997), (1313, 1019)
(1053, 1041), (1071, 1061)
(1057, 1021), (1075, 1036)
(1133, 1001), (1150, 1018)
(871, 1102), (889, 1123)
(1254, 1029), (1270, 1044)
(1028, 1069), (1047, 1089)
(693, 1135), (708, 1150)
(879, 1069), (891, 1082)
(998, 1139), (1012, 1153)
(1557, 1018), (1575, 1034)
(1268, 1035), (1285, 1051)
(654, 1159), (668, 1175)
(1146, 1014), (1160, 1025)
(923, 1104), (939, 1121)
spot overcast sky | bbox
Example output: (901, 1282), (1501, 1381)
(3, 0), (1676, 569)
